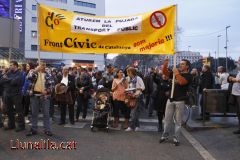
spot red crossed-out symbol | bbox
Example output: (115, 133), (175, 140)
(150, 11), (167, 29)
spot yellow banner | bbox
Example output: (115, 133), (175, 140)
(39, 4), (176, 54)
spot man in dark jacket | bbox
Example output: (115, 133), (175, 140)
(0, 61), (25, 131)
(198, 65), (214, 120)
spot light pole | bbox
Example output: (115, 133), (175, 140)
(188, 45), (191, 52)
(217, 35), (221, 67)
(225, 26), (230, 71)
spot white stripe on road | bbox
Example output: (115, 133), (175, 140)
(181, 128), (216, 160)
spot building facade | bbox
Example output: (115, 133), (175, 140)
(168, 51), (203, 66)
(25, 0), (105, 69)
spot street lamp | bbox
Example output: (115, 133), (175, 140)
(225, 25), (231, 71)
(188, 45), (191, 52)
(217, 35), (221, 67)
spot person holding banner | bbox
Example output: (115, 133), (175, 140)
(26, 63), (54, 136)
(159, 58), (192, 146)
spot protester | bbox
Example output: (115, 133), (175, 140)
(219, 66), (229, 90)
(58, 66), (76, 125)
(22, 62), (34, 123)
(143, 67), (155, 116)
(125, 67), (145, 132)
(75, 68), (92, 121)
(198, 65), (214, 120)
(26, 63), (54, 136)
(100, 64), (115, 90)
(228, 58), (240, 135)
(191, 68), (200, 107)
(152, 72), (170, 132)
(159, 59), (192, 146)
(0, 61), (25, 132)
(111, 69), (129, 129)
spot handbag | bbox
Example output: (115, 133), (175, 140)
(55, 83), (74, 105)
(125, 92), (137, 108)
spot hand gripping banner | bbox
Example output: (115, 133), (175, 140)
(38, 4), (176, 54)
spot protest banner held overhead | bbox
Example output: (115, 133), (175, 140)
(38, 4), (176, 54)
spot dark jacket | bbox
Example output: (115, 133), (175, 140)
(200, 71), (214, 93)
(76, 73), (92, 99)
(152, 73), (170, 112)
(0, 69), (23, 96)
(144, 73), (154, 96)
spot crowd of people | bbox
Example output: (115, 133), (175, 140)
(0, 57), (239, 146)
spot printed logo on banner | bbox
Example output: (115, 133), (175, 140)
(150, 11), (167, 29)
(45, 12), (66, 29)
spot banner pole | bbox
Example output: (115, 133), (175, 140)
(37, 3), (41, 64)
(170, 4), (178, 99)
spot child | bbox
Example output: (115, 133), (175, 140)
(95, 94), (108, 110)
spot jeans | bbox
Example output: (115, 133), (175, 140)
(129, 94), (144, 129)
(162, 99), (185, 140)
(30, 96), (51, 132)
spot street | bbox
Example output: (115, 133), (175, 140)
(0, 109), (239, 160)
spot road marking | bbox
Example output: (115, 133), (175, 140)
(136, 125), (158, 132)
(64, 123), (87, 129)
(181, 128), (216, 160)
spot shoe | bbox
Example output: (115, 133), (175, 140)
(15, 127), (25, 132)
(75, 118), (79, 122)
(123, 119), (129, 129)
(125, 127), (133, 132)
(111, 121), (118, 128)
(44, 131), (53, 136)
(135, 127), (140, 132)
(26, 129), (37, 136)
(159, 137), (167, 143)
(233, 130), (240, 134)
(25, 119), (30, 124)
(58, 122), (65, 125)
(70, 121), (75, 125)
(173, 137), (180, 146)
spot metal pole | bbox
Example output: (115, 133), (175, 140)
(215, 51), (217, 72)
(225, 26), (230, 71)
(170, 4), (178, 99)
(217, 35), (221, 67)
